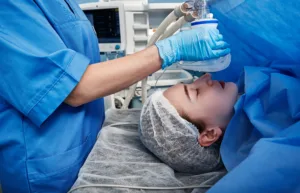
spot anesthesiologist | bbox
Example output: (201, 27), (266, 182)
(0, 1), (230, 192)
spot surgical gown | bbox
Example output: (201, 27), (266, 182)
(206, 0), (300, 192)
(0, 1), (105, 193)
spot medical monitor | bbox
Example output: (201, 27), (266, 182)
(80, 2), (126, 52)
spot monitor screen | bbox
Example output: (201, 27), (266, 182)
(85, 8), (121, 43)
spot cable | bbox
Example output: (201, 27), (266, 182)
(153, 68), (168, 91)
(68, 184), (212, 193)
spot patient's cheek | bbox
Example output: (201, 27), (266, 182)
(163, 91), (184, 116)
(163, 91), (174, 107)
(163, 89), (179, 106)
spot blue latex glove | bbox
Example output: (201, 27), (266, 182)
(155, 27), (230, 69)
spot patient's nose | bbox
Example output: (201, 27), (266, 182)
(202, 73), (211, 79)
(193, 73), (211, 85)
(207, 80), (213, 86)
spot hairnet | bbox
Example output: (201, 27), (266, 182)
(139, 91), (223, 174)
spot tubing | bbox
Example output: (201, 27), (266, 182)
(122, 83), (138, 109)
(159, 12), (197, 41)
(141, 5), (187, 104)
(148, 10), (178, 46)
(148, 4), (186, 45)
(159, 17), (186, 40)
(124, 3), (189, 108)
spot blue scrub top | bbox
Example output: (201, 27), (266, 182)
(0, 1), (105, 192)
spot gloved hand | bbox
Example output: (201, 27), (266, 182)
(155, 27), (230, 69)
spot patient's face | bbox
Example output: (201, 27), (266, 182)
(164, 73), (238, 130)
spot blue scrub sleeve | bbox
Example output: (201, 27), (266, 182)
(0, 26), (90, 127)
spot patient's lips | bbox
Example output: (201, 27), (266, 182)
(219, 81), (225, 89)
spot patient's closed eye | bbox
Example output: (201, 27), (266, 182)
(184, 85), (190, 100)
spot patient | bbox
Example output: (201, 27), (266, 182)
(164, 73), (238, 146)
(139, 73), (238, 174)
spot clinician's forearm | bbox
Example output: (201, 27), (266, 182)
(65, 46), (161, 107)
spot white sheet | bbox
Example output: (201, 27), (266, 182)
(72, 109), (226, 193)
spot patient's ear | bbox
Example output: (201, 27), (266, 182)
(198, 127), (222, 147)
